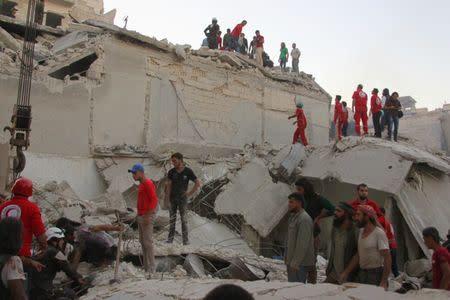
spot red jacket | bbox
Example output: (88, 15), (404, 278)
(256, 35), (264, 48)
(231, 24), (244, 38)
(0, 196), (46, 257)
(296, 108), (307, 128)
(137, 178), (158, 216)
(217, 36), (222, 48)
(371, 95), (382, 114)
(378, 215), (397, 249)
(352, 89), (368, 112)
(334, 101), (343, 123)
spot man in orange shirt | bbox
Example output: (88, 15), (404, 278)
(129, 163), (158, 275)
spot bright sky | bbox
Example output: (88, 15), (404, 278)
(104, 0), (450, 109)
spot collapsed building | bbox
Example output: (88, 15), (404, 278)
(1, 2), (450, 298)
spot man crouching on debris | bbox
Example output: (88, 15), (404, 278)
(166, 153), (201, 245)
(129, 163), (158, 276)
(285, 193), (315, 283)
(30, 227), (87, 300)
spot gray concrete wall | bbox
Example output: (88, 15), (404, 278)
(0, 36), (331, 160)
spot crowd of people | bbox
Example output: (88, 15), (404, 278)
(289, 83), (405, 147)
(0, 159), (449, 299)
(202, 18), (301, 72)
(285, 180), (450, 291)
(334, 84), (403, 142)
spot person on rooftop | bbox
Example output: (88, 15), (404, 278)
(230, 20), (247, 52)
(204, 17), (220, 49)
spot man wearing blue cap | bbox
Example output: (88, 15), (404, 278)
(128, 163), (158, 274)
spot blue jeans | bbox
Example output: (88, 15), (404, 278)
(386, 113), (399, 141)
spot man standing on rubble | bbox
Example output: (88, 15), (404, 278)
(255, 30), (265, 66)
(325, 203), (358, 284)
(370, 88), (383, 138)
(223, 28), (232, 50)
(423, 227), (450, 291)
(352, 84), (369, 136)
(285, 193), (315, 283)
(340, 205), (391, 289)
(166, 153), (201, 245)
(349, 184), (382, 216)
(333, 95), (343, 140)
(129, 163), (158, 275)
(291, 43), (301, 73)
(230, 20), (247, 52)
(0, 177), (47, 278)
(295, 178), (335, 283)
(204, 17), (220, 50)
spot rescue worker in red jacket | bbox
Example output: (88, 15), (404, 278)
(333, 95), (343, 140)
(352, 84), (369, 136)
(370, 88), (383, 138)
(0, 177), (47, 272)
(289, 100), (308, 146)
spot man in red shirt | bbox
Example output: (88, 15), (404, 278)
(0, 177), (47, 272)
(423, 227), (450, 291)
(352, 84), (369, 136)
(379, 207), (399, 277)
(129, 163), (158, 275)
(333, 95), (343, 141)
(348, 183), (382, 216)
(230, 20), (247, 52)
(288, 101), (308, 146)
(255, 30), (264, 66)
(370, 88), (383, 138)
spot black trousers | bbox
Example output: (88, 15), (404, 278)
(372, 111), (382, 137)
(168, 198), (189, 244)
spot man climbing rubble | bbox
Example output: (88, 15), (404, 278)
(352, 84), (369, 136)
(325, 203), (358, 284)
(129, 163), (158, 275)
(230, 20), (247, 52)
(30, 227), (87, 300)
(0, 177), (47, 284)
(288, 100), (308, 146)
(340, 205), (391, 290)
(285, 193), (315, 283)
(295, 178), (335, 283)
(165, 153), (201, 245)
(204, 17), (220, 49)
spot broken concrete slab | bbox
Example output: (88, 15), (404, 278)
(183, 254), (206, 278)
(52, 31), (89, 54)
(0, 25), (21, 51)
(215, 158), (292, 237)
(218, 52), (244, 68)
(279, 143), (306, 179)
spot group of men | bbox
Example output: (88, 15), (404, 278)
(203, 18), (276, 68)
(334, 84), (403, 141)
(0, 152), (201, 299)
(285, 180), (450, 291)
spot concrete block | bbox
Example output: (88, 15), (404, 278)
(52, 31), (89, 54)
(0, 26), (21, 51)
(183, 254), (206, 278)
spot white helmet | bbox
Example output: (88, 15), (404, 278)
(46, 227), (65, 241)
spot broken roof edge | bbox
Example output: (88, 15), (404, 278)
(332, 137), (450, 175)
(0, 15), (65, 36)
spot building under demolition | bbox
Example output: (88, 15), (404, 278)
(1, 1), (450, 299)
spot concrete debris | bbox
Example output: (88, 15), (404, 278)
(52, 31), (89, 54)
(174, 44), (191, 61)
(215, 157), (292, 237)
(0, 26), (21, 51)
(81, 278), (449, 300)
(404, 259), (432, 278)
(183, 254), (206, 278)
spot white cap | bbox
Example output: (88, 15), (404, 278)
(46, 227), (65, 241)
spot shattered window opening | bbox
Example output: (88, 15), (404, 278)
(48, 52), (98, 80)
(45, 11), (63, 28)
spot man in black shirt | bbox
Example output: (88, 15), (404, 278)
(166, 152), (201, 245)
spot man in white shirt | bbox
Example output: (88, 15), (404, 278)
(340, 205), (391, 290)
(291, 43), (301, 73)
